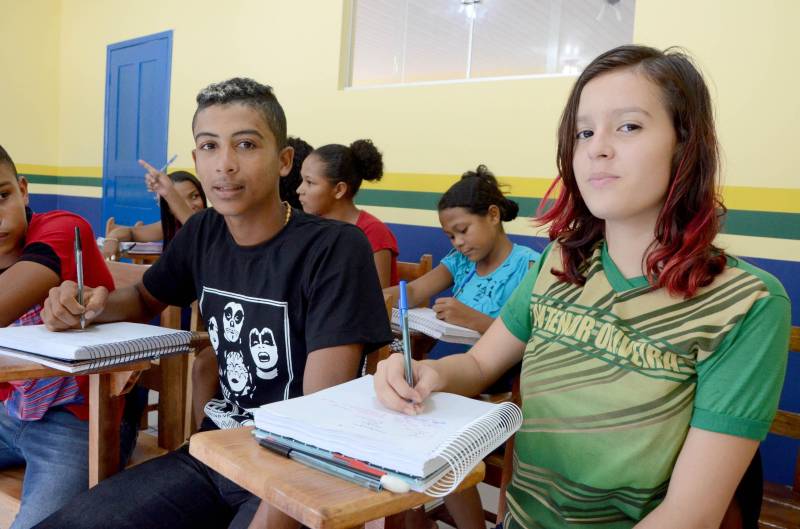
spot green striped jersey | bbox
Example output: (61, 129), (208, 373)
(500, 241), (790, 528)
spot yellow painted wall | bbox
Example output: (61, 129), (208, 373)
(0, 0), (61, 166)
(49, 0), (799, 188)
(2, 0), (799, 194)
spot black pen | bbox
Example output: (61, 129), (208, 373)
(74, 227), (85, 329)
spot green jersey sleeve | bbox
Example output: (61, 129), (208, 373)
(691, 292), (791, 440)
(500, 243), (552, 342)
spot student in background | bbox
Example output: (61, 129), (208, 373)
(36, 77), (391, 529)
(374, 45), (790, 529)
(384, 164), (539, 529)
(102, 169), (207, 259)
(297, 139), (399, 287)
(0, 145), (135, 529)
(280, 136), (313, 210)
(387, 165), (540, 337)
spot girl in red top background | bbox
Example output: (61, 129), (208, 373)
(296, 139), (399, 287)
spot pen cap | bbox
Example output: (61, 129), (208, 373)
(398, 280), (408, 310)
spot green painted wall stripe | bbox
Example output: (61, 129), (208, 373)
(19, 178), (800, 239)
(22, 174), (102, 187)
(357, 189), (800, 240)
(722, 211), (800, 240)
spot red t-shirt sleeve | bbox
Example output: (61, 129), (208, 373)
(24, 212), (115, 291)
(3, 212), (116, 420)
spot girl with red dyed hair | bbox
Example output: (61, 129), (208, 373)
(374, 45), (790, 529)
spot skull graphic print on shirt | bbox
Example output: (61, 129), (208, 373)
(201, 287), (294, 428)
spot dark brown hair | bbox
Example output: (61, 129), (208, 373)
(438, 165), (519, 222)
(537, 45), (726, 298)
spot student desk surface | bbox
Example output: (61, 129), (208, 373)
(119, 251), (160, 265)
(0, 355), (153, 486)
(190, 426), (486, 529)
(0, 329), (211, 485)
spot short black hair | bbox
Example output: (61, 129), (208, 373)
(193, 77), (287, 148)
(281, 136), (314, 209)
(0, 144), (19, 179)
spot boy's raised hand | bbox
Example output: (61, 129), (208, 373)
(42, 281), (109, 331)
(373, 353), (440, 416)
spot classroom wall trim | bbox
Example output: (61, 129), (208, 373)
(19, 164), (800, 260)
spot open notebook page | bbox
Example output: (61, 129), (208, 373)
(391, 308), (481, 344)
(254, 375), (498, 476)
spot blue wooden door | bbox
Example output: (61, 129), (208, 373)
(102, 31), (173, 228)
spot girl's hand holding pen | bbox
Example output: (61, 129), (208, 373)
(373, 353), (441, 416)
(432, 296), (476, 328)
(42, 281), (109, 331)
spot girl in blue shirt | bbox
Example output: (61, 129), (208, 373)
(388, 165), (540, 336)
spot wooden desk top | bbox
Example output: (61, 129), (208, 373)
(0, 356), (63, 382)
(0, 332), (207, 383)
(190, 427), (485, 529)
(0, 355), (152, 383)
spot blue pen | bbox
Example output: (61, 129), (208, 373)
(452, 267), (477, 299)
(398, 280), (414, 387)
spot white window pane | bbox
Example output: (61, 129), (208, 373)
(348, 0), (636, 87)
(351, 0), (406, 87)
(556, 0), (636, 75)
(470, 0), (554, 78)
(403, 0), (471, 83)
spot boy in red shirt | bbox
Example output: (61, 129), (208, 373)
(0, 144), (126, 529)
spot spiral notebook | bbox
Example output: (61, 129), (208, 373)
(253, 375), (522, 496)
(391, 307), (481, 345)
(0, 322), (193, 373)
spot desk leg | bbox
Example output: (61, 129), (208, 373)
(363, 513), (405, 529)
(157, 354), (188, 450)
(383, 513), (405, 529)
(89, 373), (119, 487)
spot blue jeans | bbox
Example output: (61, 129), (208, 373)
(0, 404), (138, 529)
(32, 443), (260, 529)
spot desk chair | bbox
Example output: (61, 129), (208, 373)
(757, 326), (800, 529)
(0, 468), (24, 528)
(397, 254), (433, 307)
(395, 254), (436, 361)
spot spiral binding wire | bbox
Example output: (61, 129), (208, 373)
(424, 402), (522, 497)
(78, 331), (194, 370)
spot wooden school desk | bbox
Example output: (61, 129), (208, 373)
(0, 355), (151, 486)
(0, 332), (207, 485)
(190, 427), (485, 529)
(119, 249), (160, 265)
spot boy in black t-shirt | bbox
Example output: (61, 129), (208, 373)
(37, 78), (392, 529)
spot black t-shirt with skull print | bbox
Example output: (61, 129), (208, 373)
(143, 208), (392, 429)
